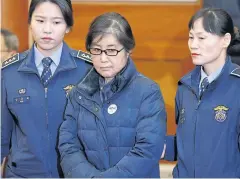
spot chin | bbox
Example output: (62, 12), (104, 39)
(100, 72), (114, 79)
(192, 58), (204, 66)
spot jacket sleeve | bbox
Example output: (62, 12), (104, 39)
(58, 91), (100, 178)
(98, 83), (167, 178)
(1, 74), (13, 163)
(163, 87), (180, 161)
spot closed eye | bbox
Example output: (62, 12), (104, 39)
(36, 19), (44, 23)
(53, 21), (62, 25)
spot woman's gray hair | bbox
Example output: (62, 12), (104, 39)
(1, 29), (19, 51)
(86, 12), (135, 52)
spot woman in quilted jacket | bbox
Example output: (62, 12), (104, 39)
(58, 12), (167, 178)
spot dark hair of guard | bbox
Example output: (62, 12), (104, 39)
(85, 12), (135, 52)
(188, 8), (240, 56)
(28, 0), (73, 27)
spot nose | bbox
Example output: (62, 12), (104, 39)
(43, 22), (52, 34)
(100, 52), (108, 63)
(189, 38), (199, 49)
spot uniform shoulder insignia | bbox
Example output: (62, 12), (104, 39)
(231, 67), (240, 78)
(76, 50), (92, 63)
(2, 53), (20, 69)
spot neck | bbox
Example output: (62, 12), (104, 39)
(36, 42), (63, 57)
(105, 77), (113, 84)
(203, 52), (227, 76)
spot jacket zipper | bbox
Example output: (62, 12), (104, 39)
(44, 87), (52, 177)
(45, 88), (48, 129)
(182, 83), (201, 177)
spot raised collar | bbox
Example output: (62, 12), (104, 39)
(76, 58), (137, 98)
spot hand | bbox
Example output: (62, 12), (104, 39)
(161, 144), (166, 159)
(1, 157), (8, 177)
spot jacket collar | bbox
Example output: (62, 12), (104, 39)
(18, 42), (77, 74)
(179, 56), (239, 95)
(76, 58), (137, 97)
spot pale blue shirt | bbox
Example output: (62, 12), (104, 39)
(34, 43), (63, 76)
(199, 65), (223, 92)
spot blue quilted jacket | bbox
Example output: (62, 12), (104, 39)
(58, 59), (167, 178)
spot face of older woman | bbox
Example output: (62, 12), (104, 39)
(90, 33), (130, 83)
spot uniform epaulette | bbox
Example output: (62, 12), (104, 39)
(231, 67), (240, 77)
(76, 50), (92, 63)
(2, 53), (20, 69)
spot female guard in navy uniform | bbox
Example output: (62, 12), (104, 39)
(163, 8), (240, 177)
(58, 12), (167, 178)
(1, 0), (92, 177)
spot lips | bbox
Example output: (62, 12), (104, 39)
(191, 53), (200, 56)
(42, 37), (53, 40)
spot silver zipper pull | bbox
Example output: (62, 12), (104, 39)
(45, 88), (48, 98)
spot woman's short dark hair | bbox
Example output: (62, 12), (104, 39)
(86, 12), (135, 52)
(189, 8), (240, 56)
(28, 0), (73, 27)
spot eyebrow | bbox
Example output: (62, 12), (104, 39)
(91, 44), (117, 48)
(106, 44), (117, 48)
(189, 31), (206, 35)
(34, 15), (64, 20)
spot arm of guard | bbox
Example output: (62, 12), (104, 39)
(97, 84), (167, 178)
(58, 95), (100, 178)
(1, 75), (13, 163)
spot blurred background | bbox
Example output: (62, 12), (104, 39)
(1, 0), (240, 177)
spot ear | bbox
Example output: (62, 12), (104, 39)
(65, 28), (70, 34)
(127, 50), (132, 58)
(222, 33), (231, 48)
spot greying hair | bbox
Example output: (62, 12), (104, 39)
(86, 12), (135, 52)
(1, 29), (19, 51)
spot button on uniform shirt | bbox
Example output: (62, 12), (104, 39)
(34, 43), (63, 76)
(199, 65), (223, 94)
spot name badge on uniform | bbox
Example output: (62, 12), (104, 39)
(108, 104), (117, 115)
(214, 105), (229, 122)
(18, 88), (26, 95)
(179, 108), (185, 124)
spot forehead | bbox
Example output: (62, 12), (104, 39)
(92, 33), (121, 47)
(33, 1), (63, 18)
(189, 18), (206, 34)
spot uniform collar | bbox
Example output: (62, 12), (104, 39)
(179, 56), (237, 94)
(34, 43), (62, 68)
(199, 64), (223, 85)
(18, 42), (77, 74)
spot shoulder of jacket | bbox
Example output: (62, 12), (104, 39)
(2, 53), (20, 69)
(230, 67), (240, 78)
(134, 73), (160, 91)
(71, 49), (92, 64)
(2, 50), (30, 69)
